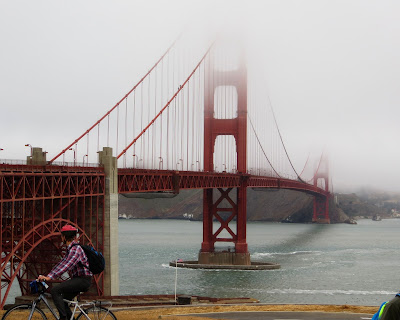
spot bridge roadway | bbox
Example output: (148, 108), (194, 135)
(178, 311), (373, 320)
(118, 169), (329, 197)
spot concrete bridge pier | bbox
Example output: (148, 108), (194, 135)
(98, 147), (119, 296)
(26, 147), (47, 165)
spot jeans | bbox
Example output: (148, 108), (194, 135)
(50, 276), (92, 320)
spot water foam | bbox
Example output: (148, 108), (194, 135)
(253, 250), (322, 257)
(263, 288), (396, 296)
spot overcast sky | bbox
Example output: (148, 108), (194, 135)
(1, 0), (399, 192)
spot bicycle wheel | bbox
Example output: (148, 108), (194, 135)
(76, 306), (117, 320)
(1, 303), (47, 320)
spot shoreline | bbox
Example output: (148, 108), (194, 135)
(99, 303), (379, 320)
(0, 303), (378, 320)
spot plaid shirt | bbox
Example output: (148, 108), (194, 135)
(47, 240), (93, 279)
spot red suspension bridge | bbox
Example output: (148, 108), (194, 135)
(0, 35), (330, 308)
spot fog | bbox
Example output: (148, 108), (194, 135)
(1, 0), (399, 192)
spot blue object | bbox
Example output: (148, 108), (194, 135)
(372, 301), (388, 320)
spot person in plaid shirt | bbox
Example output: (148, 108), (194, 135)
(38, 224), (93, 320)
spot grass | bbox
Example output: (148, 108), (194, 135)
(0, 303), (378, 319)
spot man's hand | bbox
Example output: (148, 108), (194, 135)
(37, 275), (51, 282)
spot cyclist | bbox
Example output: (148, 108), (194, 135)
(38, 224), (93, 320)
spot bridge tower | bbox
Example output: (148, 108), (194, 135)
(312, 157), (330, 223)
(199, 49), (250, 265)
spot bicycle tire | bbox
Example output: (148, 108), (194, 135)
(76, 306), (117, 320)
(1, 303), (47, 320)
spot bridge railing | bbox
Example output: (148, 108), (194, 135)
(0, 160), (101, 168)
(0, 159), (27, 165)
(51, 161), (100, 168)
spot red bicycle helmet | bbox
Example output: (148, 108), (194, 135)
(60, 224), (78, 233)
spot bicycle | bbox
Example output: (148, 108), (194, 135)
(1, 280), (117, 320)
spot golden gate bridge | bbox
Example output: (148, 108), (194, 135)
(0, 34), (330, 308)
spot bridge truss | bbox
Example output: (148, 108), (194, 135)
(0, 164), (106, 309)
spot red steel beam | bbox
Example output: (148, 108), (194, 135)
(1, 164), (106, 309)
(118, 169), (329, 197)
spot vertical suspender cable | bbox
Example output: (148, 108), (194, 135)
(140, 83), (144, 167)
(107, 115), (110, 147)
(97, 123), (100, 153)
(86, 133), (89, 165)
(125, 98), (128, 167)
(147, 74), (151, 168)
(187, 80), (190, 170)
(160, 59), (163, 163)
(133, 92), (136, 167)
(154, 66), (157, 169)
(192, 72), (195, 171)
(224, 55), (227, 172)
(181, 51), (185, 169)
(116, 105), (119, 157)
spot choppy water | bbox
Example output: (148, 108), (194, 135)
(5, 218), (400, 307)
(119, 218), (400, 306)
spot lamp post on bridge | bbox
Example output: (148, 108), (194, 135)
(83, 154), (88, 167)
(69, 147), (76, 166)
(176, 159), (183, 171)
(25, 144), (33, 157)
(158, 157), (163, 170)
(132, 154), (136, 168)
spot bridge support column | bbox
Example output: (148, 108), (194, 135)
(312, 156), (330, 223)
(236, 184), (248, 254)
(98, 147), (119, 295)
(199, 185), (250, 266)
(200, 45), (250, 265)
(313, 196), (330, 223)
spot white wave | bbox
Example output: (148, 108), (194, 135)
(253, 250), (322, 257)
(330, 248), (392, 255)
(263, 288), (396, 296)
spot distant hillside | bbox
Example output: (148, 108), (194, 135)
(118, 188), (352, 223)
(335, 191), (400, 218)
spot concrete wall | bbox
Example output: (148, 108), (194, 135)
(198, 252), (250, 265)
(98, 147), (119, 296)
(27, 147), (47, 165)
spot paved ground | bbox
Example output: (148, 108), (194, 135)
(185, 311), (374, 320)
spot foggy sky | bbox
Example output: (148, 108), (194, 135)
(1, 0), (399, 192)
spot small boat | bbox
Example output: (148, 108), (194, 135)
(345, 218), (357, 225)
(372, 215), (382, 221)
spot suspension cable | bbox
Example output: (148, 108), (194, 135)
(248, 114), (280, 177)
(49, 34), (182, 164)
(266, 95), (302, 179)
(117, 42), (215, 159)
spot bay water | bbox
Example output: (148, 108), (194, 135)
(119, 218), (400, 306)
(5, 218), (400, 307)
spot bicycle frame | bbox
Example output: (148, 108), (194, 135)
(63, 299), (101, 320)
(29, 293), (60, 319)
(27, 293), (111, 320)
